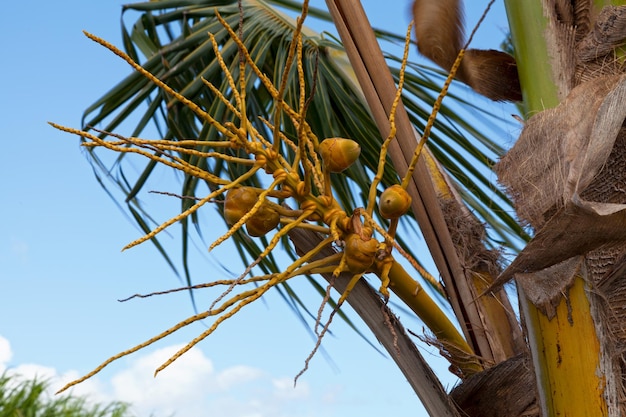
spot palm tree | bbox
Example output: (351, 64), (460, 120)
(52, 0), (626, 415)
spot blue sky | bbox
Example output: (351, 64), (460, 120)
(0, 1), (516, 416)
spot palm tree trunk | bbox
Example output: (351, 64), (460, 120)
(501, 1), (626, 415)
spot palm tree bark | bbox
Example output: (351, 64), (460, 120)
(499, 1), (626, 415)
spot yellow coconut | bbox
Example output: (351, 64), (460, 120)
(343, 233), (378, 274)
(245, 204), (281, 237)
(319, 138), (361, 173)
(379, 184), (412, 219)
(223, 187), (258, 226)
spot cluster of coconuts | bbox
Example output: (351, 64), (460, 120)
(320, 138), (411, 219)
(223, 137), (412, 237)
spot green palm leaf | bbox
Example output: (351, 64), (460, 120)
(80, 0), (523, 331)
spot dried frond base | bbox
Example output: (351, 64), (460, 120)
(450, 353), (539, 417)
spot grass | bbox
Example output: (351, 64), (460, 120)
(0, 372), (135, 417)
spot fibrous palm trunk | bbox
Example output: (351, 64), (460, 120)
(403, 0), (626, 416)
(495, 1), (626, 416)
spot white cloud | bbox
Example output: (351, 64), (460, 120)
(109, 344), (312, 417)
(8, 363), (57, 381)
(110, 344), (218, 416)
(217, 364), (263, 390)
(272, 377), (310, 400)
(0, 336), (324, 417)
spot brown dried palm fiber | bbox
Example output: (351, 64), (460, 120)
(450, 354), (539, 417)
(583, 129), (626, 416)
(574, 0), (592, 41)
(441, 199), (502, 278)
(412, 0), (521, 101)
(577, 6), (626, 62)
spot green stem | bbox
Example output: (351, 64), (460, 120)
(504, 0), (559, 114)
(385, 260), (482, 376)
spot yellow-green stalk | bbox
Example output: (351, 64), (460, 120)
(503, 1), (617, 415)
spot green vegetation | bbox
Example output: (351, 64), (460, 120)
(0, 373), (133, 417)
